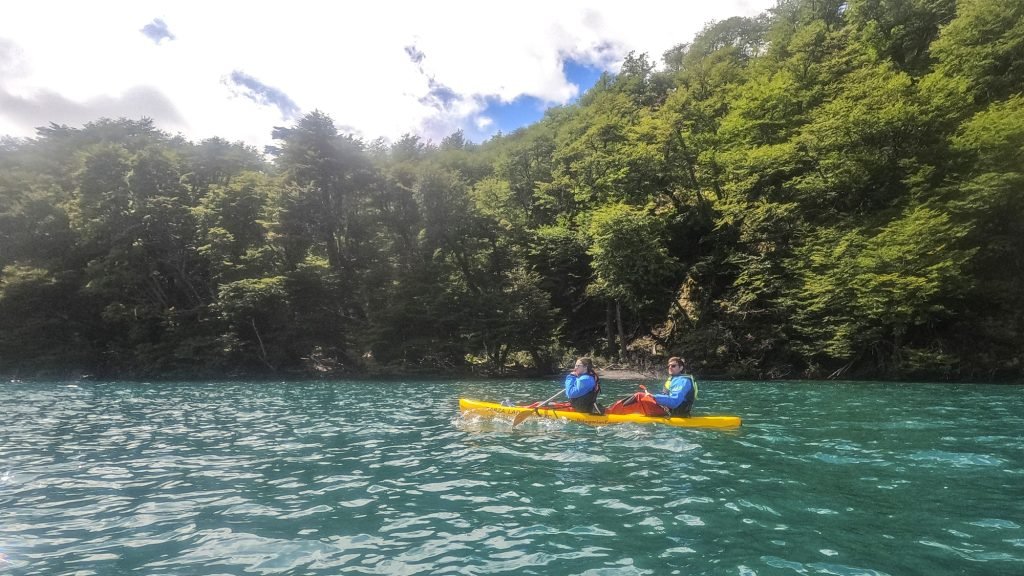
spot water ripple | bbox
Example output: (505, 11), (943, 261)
(0, 379), (1021, 575)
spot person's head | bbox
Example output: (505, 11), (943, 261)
(667, 356), (684, 375)
(574, 357), (595, 375)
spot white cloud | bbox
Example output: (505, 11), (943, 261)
(476, 118), (494, 131)
(0, 0), (777, 149)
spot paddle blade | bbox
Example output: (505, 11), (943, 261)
(511, 410), (532, 427)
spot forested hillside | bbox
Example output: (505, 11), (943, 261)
(2, 0), (1021, 381)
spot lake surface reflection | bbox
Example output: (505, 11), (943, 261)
(1, 378), (1021, 575)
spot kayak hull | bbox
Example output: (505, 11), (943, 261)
(459, 398), (741, 429)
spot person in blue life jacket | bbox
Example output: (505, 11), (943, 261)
(564, 357), (602, 414)
(651, 356), (697, 416)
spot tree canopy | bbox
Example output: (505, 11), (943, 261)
(1, 0), (1022, 381)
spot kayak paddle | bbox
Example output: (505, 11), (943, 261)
(511, 389), (564, 427)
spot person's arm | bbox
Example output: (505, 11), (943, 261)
(564, 373), (594, 398)
(652, 376), (690, 408)
(564, 373), (578, 398)
(651, 390), (681, 408)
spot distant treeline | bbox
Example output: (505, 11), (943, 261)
(1, 0), (1022, 381)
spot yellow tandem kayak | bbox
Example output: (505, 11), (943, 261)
(459, 398), (742, 429)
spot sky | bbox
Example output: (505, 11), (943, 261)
(0, 1), (778, 151)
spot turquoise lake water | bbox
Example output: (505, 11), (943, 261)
(1, 378), (1021, 575)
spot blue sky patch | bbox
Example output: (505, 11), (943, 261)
(563, 57), (604, 99)
(228, 71), (300, 120)
(477, 94), (547, 137)
(421, 78), (459, 111)
(140, 18), (175, 44)
(470, 57), (605, 140)
(404, 44), (426, 65)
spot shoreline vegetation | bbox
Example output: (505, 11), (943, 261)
(8, 364), (1016, 385)
(2, 0), (1023, 384)
(0, 363), (656, 383)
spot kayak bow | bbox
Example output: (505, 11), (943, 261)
(459, 398), (741, 429)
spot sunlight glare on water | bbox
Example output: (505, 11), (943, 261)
(0, 379), (1021, 575)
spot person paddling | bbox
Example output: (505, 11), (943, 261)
(651, 356), (697, 416)
(565, 357), (602, 414)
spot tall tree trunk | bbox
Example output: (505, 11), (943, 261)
(320, 185), (343, 271)
(324, 225), (342, 271)
(616, 301), (627, 361)
(606, 301), (616, 358)
(251, 318), (275, 371)
(498, 344), (509, 375)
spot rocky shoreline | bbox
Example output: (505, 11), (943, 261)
(597, 367), (662, 381)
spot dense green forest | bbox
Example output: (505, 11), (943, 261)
(1, 0), (1022, 381)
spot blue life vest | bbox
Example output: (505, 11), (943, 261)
(653, 374), (696, 413)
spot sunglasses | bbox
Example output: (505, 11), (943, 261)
(668, 363), (680, 368)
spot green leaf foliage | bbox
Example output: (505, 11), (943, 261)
(2, 0), (1023, 380)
